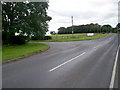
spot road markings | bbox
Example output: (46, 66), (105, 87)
(49, 52), (86, 72)
(109, 45), (120, 88)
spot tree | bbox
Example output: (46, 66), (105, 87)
(27, 2), (52, 40)
(57, 23), (113, 34)
(2, 2), (29, 44)
(2, 2), (52, 45)
(58, 27), (67, 34)
(116, 23), (120, 33)
(50, 31), (56, 35)
(116, 23), (120, 29)
(101, 25), (112, 33)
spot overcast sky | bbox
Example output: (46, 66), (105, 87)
(47, 0), (119, 33)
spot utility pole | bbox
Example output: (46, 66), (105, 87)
(71, 16), (74, 37)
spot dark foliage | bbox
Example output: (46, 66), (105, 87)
(58, 23), (115, 34)
(2, 32), (29, 45)
(44, 36), (52, 40)
(2, 2), (51, 45)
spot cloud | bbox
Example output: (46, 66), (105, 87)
(47, 0), (119, 32)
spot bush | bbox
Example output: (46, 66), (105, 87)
(2, 32), (29, 45)
(44, 36), (52, 40)
(31, 36), (39, 40)
(10, 36), (29, 45)
(31, 36), (52, 40)
(2, 31), (12, 45)
(31, 36), (44, 40)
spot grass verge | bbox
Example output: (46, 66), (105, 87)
(2, 43), (49, 62)
(31, 33), (109, 42)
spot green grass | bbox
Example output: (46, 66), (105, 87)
(118, 31), (120, 34)
(51, 33), (87, 37)
(32, 33), (109, 42)
(2, 43), (49, 61)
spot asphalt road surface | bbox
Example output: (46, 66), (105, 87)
(2, 34), (119, 88)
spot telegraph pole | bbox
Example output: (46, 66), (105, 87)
(71, 16), (74, 37)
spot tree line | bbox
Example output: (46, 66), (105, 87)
(58, 23), (118, 34)
(2, 2), (52, 45)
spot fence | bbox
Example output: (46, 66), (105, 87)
(51, 34), (87, 40)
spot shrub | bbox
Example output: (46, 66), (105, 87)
(44, 36), (52, 40)
(2, 32), (29, 45)
(10, 36), (29, 45)
(31, 36), (39, 40)
(31, 36), (44, 40)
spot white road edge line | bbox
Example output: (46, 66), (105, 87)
(49, 52), (86, 72)
(109, 45), (120, 88)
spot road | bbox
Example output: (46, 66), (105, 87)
(2, 34), (119, 88)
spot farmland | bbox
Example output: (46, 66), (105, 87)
(32, 33), (109, 42)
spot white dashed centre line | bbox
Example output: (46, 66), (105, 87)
(49, 52), (86, 72)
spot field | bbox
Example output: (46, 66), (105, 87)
(34, 33), (109, 42)
(2, 43), (49, 61)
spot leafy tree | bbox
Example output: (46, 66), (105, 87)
(116, 23), (120, 29)
(58, 27), (67, 34)
(50, 31), (56, 35)
(2, 2), (52, 45)
(101, 25), (112, 33)
(116, 23), (120, 33)
(58, 23), (113, 34)
(2, 2), (29, 44)
(27, 2), (51, 39)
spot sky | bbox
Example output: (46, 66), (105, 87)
(47, 0), (119, 34)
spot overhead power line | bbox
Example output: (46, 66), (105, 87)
(48, 9), (70, 18)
